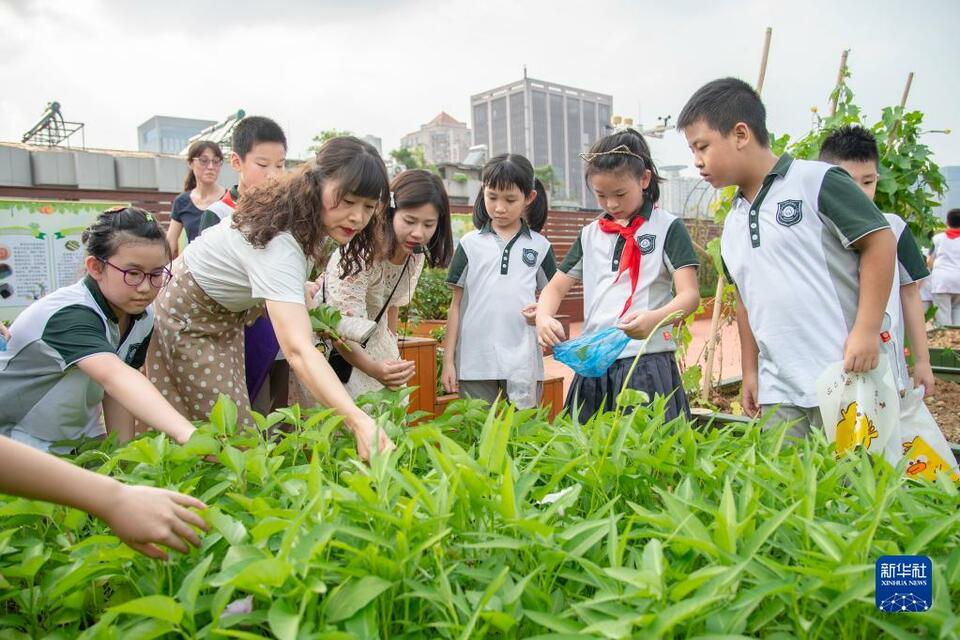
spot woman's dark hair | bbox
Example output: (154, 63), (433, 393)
(386, 170), (454, 268)
(232, 136), (389, 277)
(583, 129), (662, 204)
(473, 153), (548, 232)
(82, 206), (170, 261)
(183, 140), (224, 191)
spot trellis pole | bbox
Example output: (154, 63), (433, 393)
(701, 26), (772, 399)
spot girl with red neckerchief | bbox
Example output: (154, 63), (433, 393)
(536, 129), (701, 423)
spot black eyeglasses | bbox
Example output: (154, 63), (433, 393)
(100, 260), (172, 289)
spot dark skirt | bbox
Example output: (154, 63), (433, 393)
(244, 316), (280, 401)
(565, 351), (690, 424)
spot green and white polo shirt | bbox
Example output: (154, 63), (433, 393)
(720, 154), (891, 407)
(446, 221), (556, 380)
(0, 277), (154, 452)
(884, 213), (930, 390)
(198, 185), (239, 235)
(558, 200), (699, 358)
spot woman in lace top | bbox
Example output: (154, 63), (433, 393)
(325, 170), (454, 398)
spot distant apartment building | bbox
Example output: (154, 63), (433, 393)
(400, 112), (472, 164)
(470, 75), (613, 208)
(137, 116), (216, 154)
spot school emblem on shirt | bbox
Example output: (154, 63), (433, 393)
(636, 234), (657, 255)
(522, 248), (539, 267)
(124, 342), (142, 364)
(776, 200), (803, 227)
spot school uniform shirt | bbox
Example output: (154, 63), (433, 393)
(0, 277), (154, 452)
(883, 213), (930, 390)
(720, 154), (891, 408)
(931, 231), (960, 295)
(198, 186), (239, 235)
(558, 200), (699, 359)
(446, 221), (556, 381)
(182, 214), (311, 312)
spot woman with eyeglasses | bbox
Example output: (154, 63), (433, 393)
(166, 141), (227, 258)
(0, 207), (196, 452)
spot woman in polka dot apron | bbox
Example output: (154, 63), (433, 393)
(146, 137), (395, 460)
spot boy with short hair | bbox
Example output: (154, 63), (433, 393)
(678, 78), (897, 435)
(198, 115), (287, 232)
(195, 115), (288, 411)
(818, 125), (935, 395)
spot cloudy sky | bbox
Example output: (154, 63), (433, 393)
(2, 0), (958, 174)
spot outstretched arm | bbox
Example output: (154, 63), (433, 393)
(77, 354), (195, 444)
(268, 300), (394, 460)
(0, 436), (207, 559)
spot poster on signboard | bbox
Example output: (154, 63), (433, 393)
(0, 199), (123, 322)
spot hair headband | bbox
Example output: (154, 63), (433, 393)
(579, 144), (644, 163)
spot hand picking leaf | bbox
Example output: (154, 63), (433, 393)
(309, 304), (351, 352)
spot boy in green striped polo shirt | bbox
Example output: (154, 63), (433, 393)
(678, 78), (897, 435)
(818, 125), (934, 396)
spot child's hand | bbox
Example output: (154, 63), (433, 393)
(912, 361), (936, 396)
(441, 358), (458, 394)
(521, 303), (537, 326)
(0, 323), (10, 342)
(375, 359), (416, 388)
(617, 310), (656, 340)
(99, 485), (207, 559)
(741, 371), (760, 418)
(536, 315), (566, 347)
(843, 326), (880, 372)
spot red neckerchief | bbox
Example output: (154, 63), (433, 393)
(946, 228), (960, 240)
(222, 187), (238, 210)
(598, 213), (646, 317)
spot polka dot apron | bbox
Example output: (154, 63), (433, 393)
(146, 257), (263, 424)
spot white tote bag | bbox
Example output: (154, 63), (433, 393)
(816, 354), (900, 458)
(887, 385), (959, 481)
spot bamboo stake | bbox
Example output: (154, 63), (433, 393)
(701, 27), (772, 400)
(887, 72), (914, 148)
(829, 50), (849, 117)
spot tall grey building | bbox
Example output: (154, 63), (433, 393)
(401, 112), (472, 164)
(471, 76), (613, 208)
(137, 116), (216, 154)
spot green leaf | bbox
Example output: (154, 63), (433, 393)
(108, 595), (184, 625)
(229, 558), (292, 594)
(325, 576), (393, 623)
(268, 599), (300, 640)
(715, 477), (737, 555)
(177, 554), (213, 619)
(209, 394), (239, 435)
(206, 508), (249, 546)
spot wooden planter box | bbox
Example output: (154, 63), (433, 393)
(398, 336), (438, 415)
(403, 319), (446, 339)
(434, 375), (565, 420)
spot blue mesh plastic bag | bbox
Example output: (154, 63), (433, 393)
(553, 327), (631, 377)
